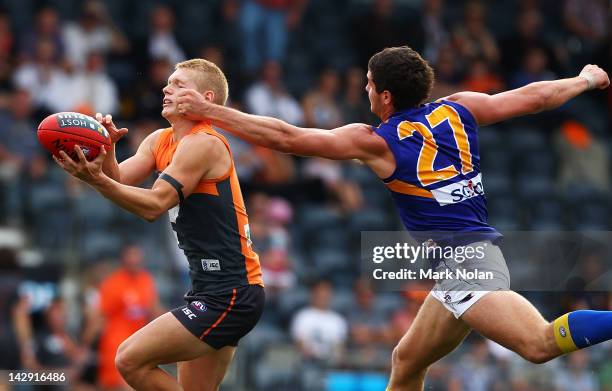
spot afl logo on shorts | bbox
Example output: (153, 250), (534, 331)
(444, 294), (452, 303)
(191, 301), (207, 312)
(559, 326), (567, 338)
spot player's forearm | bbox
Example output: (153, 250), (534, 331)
(205, 104), (299, 152)
(102, 145), (121, 182)
(91, 175), (167, 222)
(529, 77), (589, 112)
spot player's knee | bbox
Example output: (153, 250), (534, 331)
(519, 347), (552, 364)
(391, 345), (425, 376)
(115, 341), (140, 378)
(516, 326), (555, 364)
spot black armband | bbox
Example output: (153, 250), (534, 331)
(159, 173), (184, 204)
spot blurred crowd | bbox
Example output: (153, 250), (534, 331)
(0, 0), (610, 390)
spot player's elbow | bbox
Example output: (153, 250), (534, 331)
(141, 203), (166, 222)
(526, 82), (552, 113)
(142, 210), (162, 223)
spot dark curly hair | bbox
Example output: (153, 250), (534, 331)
(368, 46), (435, 110)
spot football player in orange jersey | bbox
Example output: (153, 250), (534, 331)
(54, 59), (264, 391)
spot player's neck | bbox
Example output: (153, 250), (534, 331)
(380, 107), (396, 122)
(170, 117), (200, 140)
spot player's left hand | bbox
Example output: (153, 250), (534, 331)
(176, 89), (212, 120)
(53, 145), (107, 184)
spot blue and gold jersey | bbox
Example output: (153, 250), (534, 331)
(374, 100), (501, 240)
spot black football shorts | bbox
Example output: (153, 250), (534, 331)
(171, 284), (265, 349)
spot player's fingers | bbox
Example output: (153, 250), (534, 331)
(74, 145), (87, 164)
(94, 146), (107, 163)
(105, 114), (112, 124)
(52, 155), (65, 169)
(58, 151), (76, 170)
(96, 113), (103, 122)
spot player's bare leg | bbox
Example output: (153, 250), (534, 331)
(177, 347), (235, 391)
(387, 294), (471, 391)
(115, 312), (225, 390)
(460, 291), (562, 363)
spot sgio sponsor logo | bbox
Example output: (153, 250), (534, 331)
(431, 173), (484, 206)
(450, 179), (484, 203)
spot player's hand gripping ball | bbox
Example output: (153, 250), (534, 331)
(37, 112), (111, 161)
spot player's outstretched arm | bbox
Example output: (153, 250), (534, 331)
(445, 64), (610, 126)
(176, 89), (384, 161)
(53, 134), (219, 222)
(96, 113), (159, 186)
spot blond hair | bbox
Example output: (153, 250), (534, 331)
(176, 58), (229, 105)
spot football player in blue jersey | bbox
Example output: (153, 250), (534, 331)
(175, 47), (611, 391)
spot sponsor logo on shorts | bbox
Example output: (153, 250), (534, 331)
(559, 326), (567, 338)
(444, 294), (452, 303)
(431, 173), (484, 206)
(201, 259), (221, 271)
(182, 307), (197, 320)
(458, 293), (474, 304)
(191, 301), (207, 312)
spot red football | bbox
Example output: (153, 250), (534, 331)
(37, 112), (111, 161)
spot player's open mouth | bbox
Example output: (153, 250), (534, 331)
(163, 98), (172, 106)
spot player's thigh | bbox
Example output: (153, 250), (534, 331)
(178, 346), (236, 391)
(460, 290), (557, 355)
(117, 312), (213, 368)
(395, 293), (471, 371)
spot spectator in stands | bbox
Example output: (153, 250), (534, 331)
(347, 279), (391, 369)
(451, 1), (499, 64)
(448, 339), (501, 391)
(421, 0), (448, 64)
(96, 245), (161, 390)
(33, 298), (89, 383)
(0, 89), (40, 170)
(461, 59), (504, 94)
(302, 158), (364, 213)
(244, 60), (303, 125)
(0, 89), (41, 223)
(0, 11), (13, 60)
(63, 0), (128, 70)
(339, 67), (372, 125)
(13, 38), (71, 113)
(239, 0), (306, 73)
(564, 0), (608, 65)
(148, 5), (185, 64)
(69, 51), (119, 115)
(509, 47), (556, 89)
(348, 279), (389, 346)
(388, 290), (426, 343)
(0, 248), (25, 369)
(352, 0), (424, 66)
(501, 8), (562, 76)
(429, 45), (462, 99)
(554, 119), (610, 193)
(290, 280), (347, 363)
(302, 68), (343, 129)
(134, 57), (173, 120)
(19, 7), (64, 63)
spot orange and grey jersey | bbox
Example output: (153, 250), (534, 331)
(153, 122), (263, 295)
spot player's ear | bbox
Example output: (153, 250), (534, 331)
(203, 90), (215, 103)
(382, 90), (392, 105)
